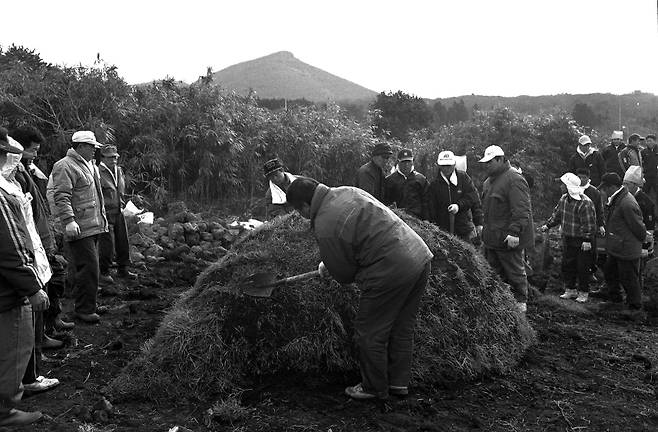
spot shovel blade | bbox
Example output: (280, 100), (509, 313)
(240, 272), (277, 297)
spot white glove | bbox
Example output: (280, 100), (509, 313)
(318, 261), (331, 279)
(598, 226), (606, 237)
(28, 289), (50, 312)
(504, 235), (520, 248)
(540, 225), (549, 232)
(581, 242), (592, 251)
(65, 221), (81, 237)
(475, 225), (483, 236)
(447, 204), (459, 214)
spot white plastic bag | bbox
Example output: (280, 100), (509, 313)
(137, 211), (154, 224)
(122, 200), (143, 216)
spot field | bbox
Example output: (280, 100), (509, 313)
(7, 243), (658, 432)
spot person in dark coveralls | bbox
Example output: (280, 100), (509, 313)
(263, 158), (296, 220)
(98, 145), (137, 284)
(428, 150), (483, 242)
(285, 176), (433, 400)
(590, 173), (646, 309)
(355, 143), (392, 202)
(641, 134), (658, 207)
(600, 130), (626, 178)
(479, 145), (534, 313)
(383, 148), (429, 219)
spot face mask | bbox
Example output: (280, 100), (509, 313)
(1, 153), (23, 178)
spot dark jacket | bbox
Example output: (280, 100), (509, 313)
(641, 146), (658, 183)
(583, 184), (604, 229)
(619, 145), (642, 172)
(0, 185), (44, 312)
(600, 143), (625, 178)
(48, 148), (108, 241)
(384, 169), (429, 219)
(99, 163), (127, 217)
(604, 187), (645, 260)
(310, 184), (433, 286)
(567, 150), (605, 187)
(427, 170), (483, 238)
(635, 190), (655, 231)
(481, 163), (534, 250)
(355, 160), (386, 202)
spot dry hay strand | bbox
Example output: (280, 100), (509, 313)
(107, 211), (535, 404)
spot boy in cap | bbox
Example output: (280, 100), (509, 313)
(384, 149), (429, 219)
(355, 143), (392, 202)
(427, 150), (482, 241)
(98, 144), (136, 285)
(591, 172), (645, 309)
(48, 131), (108, 324)
(479, 145), (534, 313)
(263, 158), (296, 220)
(600, 131), (626, 178)
(541, 173), (597, 303)
(285, 176), (433, 401)
(568, 135), (605, 187)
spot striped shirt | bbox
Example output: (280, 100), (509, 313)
(546, 193), (597, 240)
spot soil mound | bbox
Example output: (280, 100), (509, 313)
(107, 211), (535, 403)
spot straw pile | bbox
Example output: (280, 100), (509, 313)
(107, 211), (535, 403)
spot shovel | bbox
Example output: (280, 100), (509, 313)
(241, 269), (320, 298)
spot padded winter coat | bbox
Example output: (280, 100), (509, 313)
(427, 170), (483, 238)
(355, 161), (386, 202)
(604, 187), (645, 260)
(384, 170), (429, 219)
(99, 163), (127, 217)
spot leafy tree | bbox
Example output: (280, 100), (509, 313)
(572, 102), (598, 128)
(446, 99), (469, 124)
(370, 90), (432, 141)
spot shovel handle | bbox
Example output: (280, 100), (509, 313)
(275, 270), (321, 286)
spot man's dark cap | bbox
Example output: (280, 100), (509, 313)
(628, 133), (643, 142)
(600, 172), (622, 188)
(646, 133), (656, 140)
(371, 143), (393, 156)
(397, 149), (413, 161)
(263, 158), (284, 177)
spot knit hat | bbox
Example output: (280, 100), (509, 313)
(263, 158), (284, 177)
(371, 143), (393, 157)
(623, 165), (644, 186)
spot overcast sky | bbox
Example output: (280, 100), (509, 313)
(2, 0), (657, 98)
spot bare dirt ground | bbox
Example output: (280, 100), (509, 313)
(5, 256), (658, 432)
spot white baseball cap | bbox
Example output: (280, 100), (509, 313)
(71, 131), (102, 148)
(437, 150), (456, 166)
(611, 130), (623, 140)
(578, 135), (592, 145)
(478, 145), (505, 163)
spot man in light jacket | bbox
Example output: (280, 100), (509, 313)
(479, 145), (534, 313)
(48, 131), (107, 323)
(286, 177), (433, 401)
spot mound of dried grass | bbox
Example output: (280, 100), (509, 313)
(107, 211), (535, 403)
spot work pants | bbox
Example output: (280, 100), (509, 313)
(562, 236), (593, 292)
(484, 247), (528, 302)
(604, 255), (642, 309)
(67, 235), (100, 314)
(99, 212), (130, 275)
(355, 262), (430, 399)
(0, 305), (34, 418)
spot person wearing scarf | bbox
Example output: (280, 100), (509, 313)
(541, 173), (597, 303)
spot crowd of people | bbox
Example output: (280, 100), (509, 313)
(0, 127), (135, 426)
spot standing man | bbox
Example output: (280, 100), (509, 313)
(49, 131), (107, 324)
(263, 158), (296, 220)
(619, 133), (643, 172)
(479, 145), (534, 313)
(591, 173), (646, 310)
(384, 148), (429, 219)
(427, 150), (483, 242)
(0, 128), (50, 426)
(568, 135), (606, 188)
(600, 131), (626, 178)
(286, 177), (433, 400)
(98, 145), (136, 283)
(541, 173), (597, 303)
(355, 143), (392, 202)
(641, 133), (658, 207)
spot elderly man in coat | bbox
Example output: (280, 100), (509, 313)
(479, 145), (534, 313)
(286, 176), (433, 401)
(48, 131), (107, 323)
(355, 143), (393, 202)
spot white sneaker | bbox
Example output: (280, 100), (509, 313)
(575, 292), (589, 303)
(559, 289), (578, 300)
(516, 302), (527, 313)
(23, 376), (60, 395)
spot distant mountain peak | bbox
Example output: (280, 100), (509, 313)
(204, 51), (376, 102)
